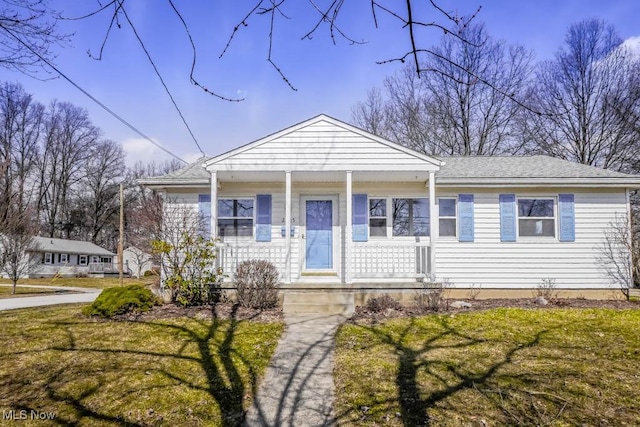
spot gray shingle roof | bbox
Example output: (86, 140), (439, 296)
(137, 157), (211, 187)
(140, 153), (640, 188)
(31, 237), (115, 256)
(436, 155), (640, 186)
(438, 156), (634, 179)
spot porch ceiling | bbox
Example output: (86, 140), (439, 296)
(216, 170), (432, 183)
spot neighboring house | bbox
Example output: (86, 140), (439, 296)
(140, 114), (640, 298)
(123, 246), (156, 278)
(28, 237), (116, 278)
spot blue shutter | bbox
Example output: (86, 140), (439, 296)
(256, 194), (272, 242)
(352, 194), (368, 242)
(198, 194), (211, 238)
(499, 194), (516, 242)
(458, 194), (474, 242)
(558, 194), (575, 242)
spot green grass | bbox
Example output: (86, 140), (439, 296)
(335, 308), (640, 426)
(0, 277), (153, 289)
(0, 304), (284, 426)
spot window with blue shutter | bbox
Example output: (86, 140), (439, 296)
(458, 194), (474, 242)
(499, 194), (516, 242)
(256, 194), (272, 242)
(198, 194), (211, 238)
(352, 194), (368, 242)
(558, 194), (575, 242)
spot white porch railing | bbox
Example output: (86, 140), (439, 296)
(88, 262), (119, 274)
(352, 241), (430, 280)
(216, 242), (287, 279)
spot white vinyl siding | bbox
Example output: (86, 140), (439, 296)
(435, 188), (628, 289)
(209, 120), (439, 172)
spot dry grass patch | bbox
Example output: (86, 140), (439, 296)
(335, 308), (640, 426)
(0, 304), (284, 426)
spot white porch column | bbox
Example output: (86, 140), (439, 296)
(428, 171), (437, 280)
(345, 171), (353, 284)
(285, 171), (292, 284)
(210, 171), (217, 240)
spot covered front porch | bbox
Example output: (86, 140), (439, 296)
(210, 170), (437, 285)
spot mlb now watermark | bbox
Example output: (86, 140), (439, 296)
(2, 409), (56, 421)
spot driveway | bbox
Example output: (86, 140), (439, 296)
(0, 285), (100, 311)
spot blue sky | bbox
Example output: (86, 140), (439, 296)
(1, 1), (639, 166)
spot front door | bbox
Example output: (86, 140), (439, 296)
(305, 200), (333, 269)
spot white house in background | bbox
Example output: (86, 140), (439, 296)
(28, 237), (116, 277)
(123, 246), (156, 278)
(140, 114), (640, 298)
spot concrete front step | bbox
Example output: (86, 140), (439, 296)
(283, 292), (355, 315)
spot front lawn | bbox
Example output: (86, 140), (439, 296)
(0, 286), (66, 298)
(0, 277), (152, 289)
(0, 304), (284, 426)
(335, 308), (640, 425)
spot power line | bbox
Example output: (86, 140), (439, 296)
(0, 23), (189, 165)
(117, 1), (207, 157)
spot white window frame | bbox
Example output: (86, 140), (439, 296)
(59, 253), (68, 264)
(91, 255), (99, 264)
(217, 197), (255, 239)
(438, 197), (457, 238)
(368, 197), (388, 238)
(516, 197), (557, 239)
(78, 255), (88, 266)
(44, 252), (53, 264)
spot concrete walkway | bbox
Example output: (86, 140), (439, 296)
(245, 314), (345, 427)
(0, 285), (101, 311)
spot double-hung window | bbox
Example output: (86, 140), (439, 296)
(218, 198), (254, 237)
(59, 253), (68, 263)
(78, 255), (88, 266)
(43, 253), (53, 264)
(369, 198), (387, 237)
(392, 198), (429, 236)
(439, 198), (457, 237)
(518, 198), (555, 237)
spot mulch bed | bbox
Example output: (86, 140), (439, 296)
(99, 298), (639, 324)
(111, 303), (284, 323)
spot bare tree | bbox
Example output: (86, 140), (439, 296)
(353, 21), (532, 156)
(0, 0), (69, 74)
(522, 19), (640, 172)
(37, 101), (99, 238)
(0, 206), (39, 294)
(0, 82), (43, 222)
(77, 139), (126, 246)
(597, 214), (639, 297)
(74, 1), (482, 99)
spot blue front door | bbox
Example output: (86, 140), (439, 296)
(306, 200), (333, 269)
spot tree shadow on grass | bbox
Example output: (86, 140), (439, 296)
(334, 315), (577, 426)
(2, 304), (277, 426)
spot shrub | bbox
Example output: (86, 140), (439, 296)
(234, 260), (280, 309)
(414, 278), (450, 312)
(534, 277), (558, 300)
(83, 285), (159, 318)
(152, 232), (223, 307)
(143, 270), (156, 277)
(365, 294), (402, 313)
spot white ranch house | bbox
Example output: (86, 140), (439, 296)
(28, 237), (116, 278)
(142, 115), (640, 301)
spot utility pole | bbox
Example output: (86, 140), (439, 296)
(118, 182), (124, 286)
